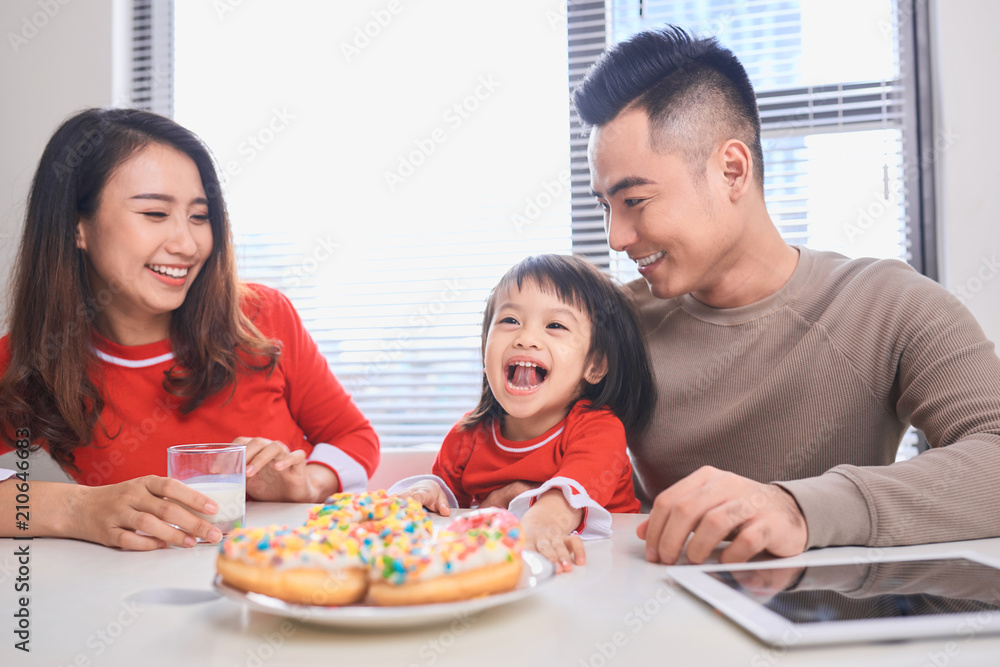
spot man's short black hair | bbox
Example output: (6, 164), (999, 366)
(574, 26), (764, 190)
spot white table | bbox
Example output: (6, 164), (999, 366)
(4, 503), (1000, 666)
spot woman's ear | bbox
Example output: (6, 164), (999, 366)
(75, 219), (88, 251)
(585, 356), (608, 384)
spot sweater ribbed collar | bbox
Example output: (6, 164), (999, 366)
(678, 245), (812, 326)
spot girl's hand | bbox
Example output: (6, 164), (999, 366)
(235, 437), (338, 503)
(524, 526), (586, 574)
(478, 480), (539, 509)
(395, 480), (451, 516)
(68, 476), (223, 550)
(520, 488), (586, 573)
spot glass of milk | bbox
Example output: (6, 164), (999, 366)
(167, 443), (246, 536)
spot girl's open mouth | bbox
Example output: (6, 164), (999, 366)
(506, 360), (548, 392)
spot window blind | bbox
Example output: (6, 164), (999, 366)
(569, 0), (930, 282)
(235, 230), (569, 446)
(127, 0), (173, 116)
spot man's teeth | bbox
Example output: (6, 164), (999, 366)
(148, 264), (189, 278)
(635, 251), (665, 268)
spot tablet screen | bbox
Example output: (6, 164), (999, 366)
(707, 557), (1000, 624)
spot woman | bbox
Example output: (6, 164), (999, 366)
(0, 108), (379, 550)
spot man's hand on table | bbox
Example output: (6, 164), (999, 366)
(637, 466), (808, 564)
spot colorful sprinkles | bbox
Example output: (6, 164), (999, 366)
(220, 493), (523, 585)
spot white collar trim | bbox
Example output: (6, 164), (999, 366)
(93, 348), (175, 368)
(491, 421), (565, 453)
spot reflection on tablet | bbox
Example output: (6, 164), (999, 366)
(708, 557), (1000, 624)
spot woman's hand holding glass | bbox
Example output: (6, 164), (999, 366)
(68, 476), (223, 550)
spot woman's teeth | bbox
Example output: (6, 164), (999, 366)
(147, 264), (189, 278)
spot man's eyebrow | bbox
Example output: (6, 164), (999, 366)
(129, 193), (210, 206)
(591, 176), (655, 199)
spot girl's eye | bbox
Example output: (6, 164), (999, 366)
(547, 322), (567, 330)
(499, 316), (518, 325)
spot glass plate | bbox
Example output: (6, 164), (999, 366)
(212, 550), (555, 629)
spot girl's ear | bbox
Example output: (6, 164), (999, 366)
(585, 356), (608, 384)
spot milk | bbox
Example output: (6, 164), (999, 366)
(183, 481), (245, 533)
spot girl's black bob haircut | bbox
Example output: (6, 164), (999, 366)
(459, 254), (656, 438)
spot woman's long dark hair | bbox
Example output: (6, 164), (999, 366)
(0, 108), (278, 471)
(460, 254), (656, 438)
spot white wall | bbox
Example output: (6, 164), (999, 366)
(932, 0), (1000, 344)
(0, 0), (115, 325)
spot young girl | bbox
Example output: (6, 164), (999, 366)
(0, 109), (379, 550)
(393, 254), (655, 571)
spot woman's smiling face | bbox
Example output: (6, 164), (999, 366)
(75, 142), (214, 344)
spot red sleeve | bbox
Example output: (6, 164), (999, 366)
(553, 406), (638, 510)
(431, 422), (476, 507)
(246, 285), (380, 477)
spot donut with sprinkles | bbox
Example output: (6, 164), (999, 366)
(216, 492), (523, 606)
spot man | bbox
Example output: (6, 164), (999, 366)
(574, 26), (1000, 565)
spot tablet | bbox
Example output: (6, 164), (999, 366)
(666, 551), (1000, 647)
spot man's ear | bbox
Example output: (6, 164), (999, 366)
(75, 218), (88, 251)
(585, 355), (608, 384)
(719, 139), (753, 200)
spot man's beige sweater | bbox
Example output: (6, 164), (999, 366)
(626, 247), (1000, 549)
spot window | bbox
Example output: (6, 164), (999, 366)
(143, 1), (932, 451)
(171, 3), (572, 447)
(568, 0), (935, 283)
